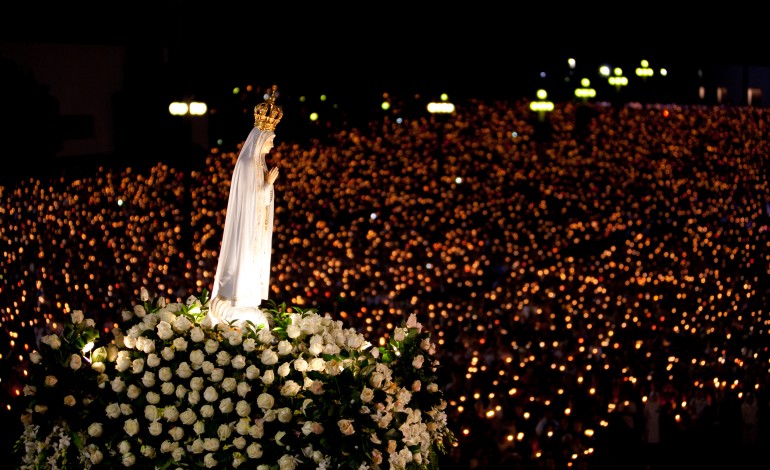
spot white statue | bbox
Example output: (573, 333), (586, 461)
(208, 85), (282, 328)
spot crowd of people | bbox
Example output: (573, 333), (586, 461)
(1, 96), (769, 469)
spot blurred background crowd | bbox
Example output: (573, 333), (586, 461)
(1, 95), (769, 468)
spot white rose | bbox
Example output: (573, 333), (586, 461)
(122, 452), (136, 467)
(246, 365), (260, 380)
(106, 402), (121, 419)
(204, 339), (219, 354)
(190, 377), (204, 391)
(169, 425), (185, 441)
(232, 436), (247, 450)
(158, 367), (173, 382)
(146, 353), (161, 368)
(203, 386), (219, 402)
(146, 391), (161, 404)
(63, 395), (76, 406)
(29, 350), (42, 364)
(249, 419), (264, 439)
(360, 387), (374, 403)
(277, 362), (291, 377)
(427, 383), (439, 393)
(203, 438), (220, 452)
(217, 423), (232, 440)
(142, 371), (156, 388)
(141, 444), (156, 458)
(89, 448), (104, 464)
(44, 375), (58, 387)
(257, 328), (273, 344)
(261, 369), (275, 385)
(127, 384), (141, 399)
(394, 327), (406, 342)
(120, 403), (133, 415)
(218, 377), (235, 393)
(200, 404), (215, 418)
(131, 358), (145, 374)
(277, 340), (293, 355)
(179, 408), (197, 425)
(308, 380), (324, 395)
(307, 358), (325, 371)
(190, 327), (205, 342)
(411, 380), (422, 392)
(257, 393), (275, 409)
(412, 355), (424, 369)
(134, 304), (146, 318)
(204, 453), (218, 468)
(91, 361), (106, 374)
(260, 349), (278, 365)
(171, 446), (185, 461)
(286, 324), (301, 339)
(216, 350), (231, 367)
(219, 397), (234, 414)
(161, 346), (176, 361)
(163, 405), (179, 422)
(229, 420), (248, 441)
(210, 368), (225, 382)
(173, 316), (192, 333)
(157, 321), (174, 340)
(176, 362), (193, 379)
(110, 377), (126, 393)
(189, 350), (205, 366)
(242, 338), (256, 352)
(122, 309), (133, 321)
(231, 354), (246, 369)
(71, 309), (84, 324)
(124, 418), (140, 436)
(193, 420), (206, 435)
(420, 338), (432, 351)
(338, 419), (355, 436)
(369, 372), (385, 389)
(188, 390), (201, 405)
(237, 381), (251, 398)
(293, 357), (308, 372)
(235, 400), (251, 417)
(175, 384), (187, 399)
(190, 438), (205, 454)
(281, 380), (301, 397)
(277, 407), (293, 423)
(201, 361), (215, 375)
(87, 422), (103, 437)
(278, 454), (298, 470)
(69, 354), (82, 370)
(145, 405), (161, 422)
(246, 442), (263, 459)
(42, 334), (61, 350)
(118, 440), (131, 454)
(149, 421), (163, 436)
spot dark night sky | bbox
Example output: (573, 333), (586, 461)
(3, 1), (768, 97)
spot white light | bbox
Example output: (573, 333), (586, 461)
(427, 102), (455, 114)
(370, 213), (377, 220)
(169, 102), (189, 116)
(189, 102), (207, 115)
(455, 177), (463, 184)
(117, 199), (124, 207)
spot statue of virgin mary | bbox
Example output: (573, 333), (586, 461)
(208, 85), (282, 328)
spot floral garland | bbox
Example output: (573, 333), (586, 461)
(12, 289), (456, 469)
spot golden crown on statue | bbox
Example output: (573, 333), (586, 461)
(254, 84), (283, 131)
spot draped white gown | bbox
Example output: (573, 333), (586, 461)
(209, 127), (275, 328)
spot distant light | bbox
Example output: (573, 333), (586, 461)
(320, 94), (327, 102)
(455, 177), (463, 184)
(426, 263), (433, 269)
(599, 65), (611, 77)
(581, 78), (591, 87)
(539, 71), (547, 78)
(613, 67), (623, 76)
(536, 89), (548, 100)
(530, 101), (554, 112)
(189, 102), (207, 115)
(660, 68), (668, 77)
(232, 87), (240, 95)
(216, 139), (223, 146)
(370, 213), (377, 220)
(381, 101), (391, 111)
(427, 102), (454, 114)
(117, 199), (124, 207)
(641, 59), (649, 68)
(440, 93), (449, 101)
(169, 102), (189, 116)
(396, 117), (403, 124)
(511, 131), (519, 138)
(568, 58), (576, 69)
(309, 112), (319, 122)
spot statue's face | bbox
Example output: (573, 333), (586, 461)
(263, 136), (275, 153)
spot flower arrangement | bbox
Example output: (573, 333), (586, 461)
(12, 288), (455, 469)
